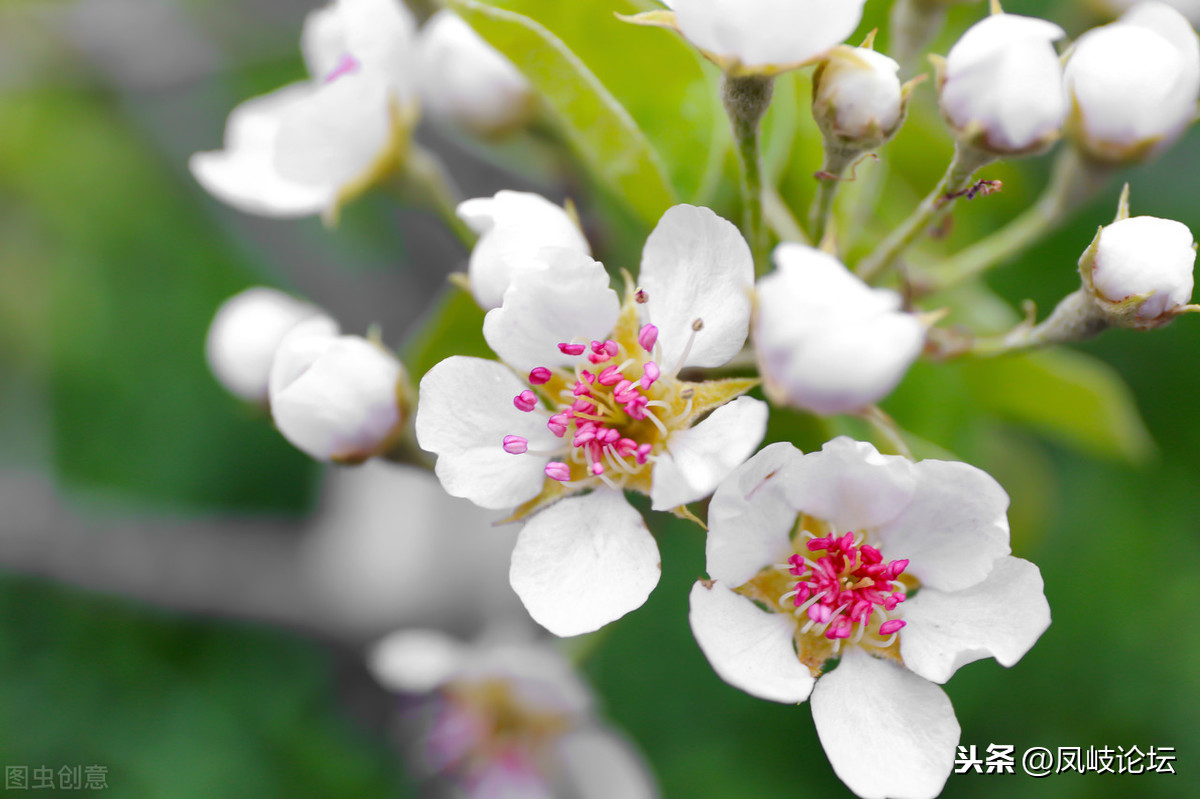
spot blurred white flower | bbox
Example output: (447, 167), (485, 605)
(416, 205), (766, 636)
(456, 191), (591, 311)
(205, 287), (328, 403)
(1085, 215), (1197, 324)
(691, 439), (1050, 799)
(370, 631), (658, 799)
(813, 45), (904, 147)
(190, 0), (417, 219)
(1096, 0), (1200, 25)
(268, 317), (407, 462)
(754, 244), (924, 416)
(653, 0), (868, 73)
(1064, 1), (1200, 163)
(417, 10), (535, 138)
(939, 12), (1067, 154)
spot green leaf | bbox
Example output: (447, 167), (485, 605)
(449, 0), (677, 227)
(401, 285), (491, 379)
(959, 348), (1155, 464)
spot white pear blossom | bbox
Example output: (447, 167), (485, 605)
(939, 13), (1068, 154)
(754, 244), (924, 416)
(205, 287), (328, 403)
(690, 438), (1051, 799)
(1064, 1), (1200, 163)
(190, 0), (417, 218)
(1098, 0), (1200, 26)
(268, 317), (407, 462)
(813, 46), (904, 146)
(370, 631), (658, 799)
(416, 204), (767, 636)
(457, 191), (592, 311)
(655, 0), (868, 73)
(1085, 215), (1197, 324)
(418, 10), (535, 138)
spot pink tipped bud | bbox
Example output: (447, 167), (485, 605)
(528, 367), (552, 385)
(878, 619), (906, 636)
(545, 462), (571, 482)
(640, 361), (660, 389)
(502, 435), (529, 454)
(637, 324), (658, 352)
(513, 390), (538, 412)
(558, 342), (586, 356)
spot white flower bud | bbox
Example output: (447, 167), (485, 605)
(662, 0), (868, 72)
(268, 318), (408, 462)
(754, 244), (925, 415)
(1097, 0), (1200, 26)
(417, 10), (534, 137)
(1085, 216), (1196, 325)
(205, 287), (327, 403)
(1064, 2), (1200, 163)
(939, 13), (1068, 154)
(813, 46), (904, 147)
(456, 191), (591, 310)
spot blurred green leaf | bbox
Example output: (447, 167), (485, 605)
(960, 349), (1155, 464)
(449, 0), (677, 228)
(401, 285), (491, 379)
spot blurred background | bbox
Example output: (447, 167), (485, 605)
(1, 0), (1198, 796)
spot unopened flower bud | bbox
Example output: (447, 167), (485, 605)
(456, 191), (590, 310)
(812, 46), (904, 149)
(938, 13), (1067, 155)
(417, 11), (535, 138)
(205, 287), (328, 403)
(754, 244), (925, 415)
(1064, 2), (1200, 164)
(268, 318), (408, 462)
(1082, 215), (1197, 327)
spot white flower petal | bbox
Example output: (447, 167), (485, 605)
(638, 205), (753, 370)
(1093, 216), (1196, 319)
(875, 459), (1011, 592)
(415, 356), (558, 509)
(673, 0), (867, 69)
(688, 581), (815, 704)
(706, 442), (803, 586)
(900, 556), (1051, 684)
(782, 437), (917, 532)
(368, 629), (466, 693)
(650, 396), (768, 511)
(189, 84), (337, 217)
(301, 0), (418, 97)
(483, 248), (620, 373)
(273, 72), (393, 189)
(811, 649), (959, 799)
(509, 490), (660, 637)
(458, 191), (591, 311)
(556, 729), (658, 799)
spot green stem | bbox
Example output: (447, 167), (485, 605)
(888, 0), (949, 76)
(970, 289), (1108, 357)
(402, 145), (479, 251)
(928, 148), (1112, 290)
(808, 144), (860, 245)
(722, 74), (775, 276)
(855, 141), (994, 283)
(764, 182), (811, 245)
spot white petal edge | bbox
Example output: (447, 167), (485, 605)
(638, 205), (753, 371)
(811, 649), (959, 799)
(705, 441), (804, 587)
(509, 490), (660, 637)
(688, 581), (815, 704)
(900, 556), (1051, 684)
(650, 396), (769, 511)
(368, 629), (466, 693)
(556, 728), (658, 799)
(415, 356), (558, 510)
(782, 436), (917, 532)
(875, 458), (1011, 593)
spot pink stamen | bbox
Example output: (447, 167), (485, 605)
(547, 414), (569, 437)
(879, 619), (906, 635)
(545, 462), (571, 482)
(638, 324), (658, 353)
(529, 367), (552, 385)
(598, 366), (624, 386)
(502, 435), (528, 455)
(513, 390), (537, 412)
(558, 343), (586, 356)
(640, 361), (660, 390)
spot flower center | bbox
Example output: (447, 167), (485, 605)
(503, 320), (701, 490)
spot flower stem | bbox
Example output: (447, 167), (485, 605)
(888, 0), (949, 76)
(402, 144), (479, 251)
(926, 148), (1112, 290)
(970, 289), (1108, 357)
(855, 141), (995, 283)
(808, 143), (859, 245)
(722, 74), (775, 276)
